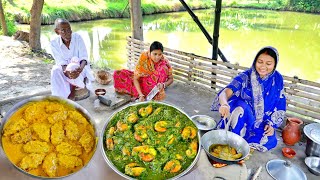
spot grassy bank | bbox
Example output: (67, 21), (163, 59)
(3, 0), (213, 25)
(226, 0), (320, 13)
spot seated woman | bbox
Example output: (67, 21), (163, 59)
(211, 46), (286, 152)
(113, 41), (173, 101)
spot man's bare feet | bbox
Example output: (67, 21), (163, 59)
(68, 85), (76, 100)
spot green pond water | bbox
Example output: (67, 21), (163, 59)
(20, 8), (320, 82)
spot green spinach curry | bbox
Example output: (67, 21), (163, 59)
(103, 103), (198, 179)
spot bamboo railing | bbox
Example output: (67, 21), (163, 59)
(126, 37), (320, 124)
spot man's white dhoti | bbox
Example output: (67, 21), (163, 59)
(51, 64), (94, 98)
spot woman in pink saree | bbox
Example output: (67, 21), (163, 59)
(113, 41), (173, 101)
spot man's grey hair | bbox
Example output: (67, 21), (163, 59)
(54, 18), (70, 29)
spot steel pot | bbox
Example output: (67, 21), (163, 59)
(0, 95), (98, 179)
(201, 130), (250, 164)
(100, 101), (201, 180)
(303, 123), (320, 157)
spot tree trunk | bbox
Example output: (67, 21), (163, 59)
(29, 0), (44, 51)
(129, 0), (143, 41)
(0, 0), (8, 36)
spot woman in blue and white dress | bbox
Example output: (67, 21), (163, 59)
(211, 46), (286, 152)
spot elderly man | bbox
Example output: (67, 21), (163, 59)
(50, 18), (94, 100)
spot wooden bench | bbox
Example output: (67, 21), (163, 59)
(126, 36), (320, 124)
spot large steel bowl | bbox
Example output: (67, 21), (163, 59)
(304, 123), (320, 157)
(100, 101), (201, 180)
(201, 130), (250, 164)
(0, 95), (98, 179)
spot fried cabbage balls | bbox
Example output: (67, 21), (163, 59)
(23, 141), (50, 153)
(42, 152), (58, 177)
(79, 131), (94, 153)
(56, 142), (82, 156)
(20, 153), (46, 171)
(58, 154), (83, 169)
(64, 120), (80, 141)
(50, 121), (65, 145)
(3, 118), (29, 137)
(24, 103), (48, 123)
(32, 122), (51, 142)
(10, 128), (32, 144)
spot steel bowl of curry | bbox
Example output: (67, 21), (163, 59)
(101, 101), (201, 180)
(201, 130), (250, 165)
(0, 96), (98, 178)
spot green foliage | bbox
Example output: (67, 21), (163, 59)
(92, 59), (110, 70)
(43, 58), (55, 64)
(291, 0), (320, 12)
(4, 13), (16, 36)
(106, 2), (128, 17)
(142, 3), (158, 14)
(227, 0), (320, 12)
(2, 0), (320, 26)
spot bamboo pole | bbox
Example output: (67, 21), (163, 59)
(284, 82), (320, 96)
(287, 106), (320, 120)
(286, 99), (320, 114)
(285, 89), (320, 102)
(283, 75), (320, 88)
(286, 94), (320, 108)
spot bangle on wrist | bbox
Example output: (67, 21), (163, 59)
(163, 83), (166, 89)
(221, 104), (229, 108)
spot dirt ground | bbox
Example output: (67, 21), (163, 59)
(0, 36), (52, 102)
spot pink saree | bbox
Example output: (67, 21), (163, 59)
(113, 51), (172, 101)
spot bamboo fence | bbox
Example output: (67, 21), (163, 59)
(126, 37), (320, 124)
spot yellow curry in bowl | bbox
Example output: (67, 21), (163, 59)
(209, 144), (243, 161)
(103, 102), (199, 179)
(1, 100), (97, 178)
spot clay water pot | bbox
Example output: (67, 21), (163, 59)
(282, 117), (303, 146)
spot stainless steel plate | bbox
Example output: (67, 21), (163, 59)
(191, 115), (216, 131)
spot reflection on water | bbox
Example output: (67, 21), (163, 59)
(34, 8), (320, 82)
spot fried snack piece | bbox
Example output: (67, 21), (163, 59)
(51, 122), (65, 145)
(64, 120), (80, 141)
(45, 102), (65, 114)
(10, 128), (32, 144)
(68, 111), (88, 125)
(32, 122), (51, 142)
(47, 110), (68, 124)
(23, 141), (50, 153)
(42, 152), (58, 177)
(79, 131), (94, 153)
(58, 154), (83, 169)
(56, 142), (82, 156)
(3, 118), (29, 137)
(20, 153), (46, 171)
(24, 104), (48, 123)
